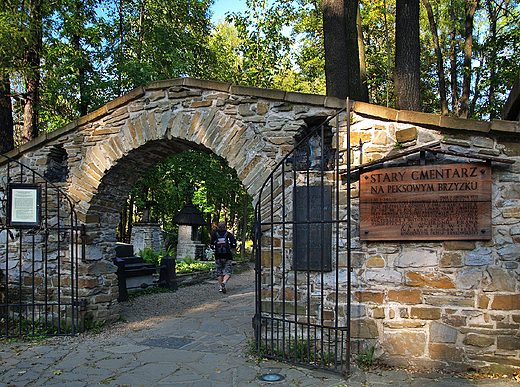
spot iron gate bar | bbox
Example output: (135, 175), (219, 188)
(0, 153), (84, 337)
(254, 105), (351, 377)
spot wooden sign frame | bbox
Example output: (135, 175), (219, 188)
(360, 163), (491, 241)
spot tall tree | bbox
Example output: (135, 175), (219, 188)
(357, 3), (369, 102)
(0, 73), (14, 153)
(422, 0), (449, 115)
(0, 0), (19, 152)
(227, 0), (294, 88)
(321, 0), (350, 98)
(459, 0), (478, 118)
(22, 0), (43, 143)
(395, 0), (421, 111)
(345, 0), (362, 100)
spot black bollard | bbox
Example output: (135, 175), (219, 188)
(159, 255), (178, 291)
(114, 257), (128, 302)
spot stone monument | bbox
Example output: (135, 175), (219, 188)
(173, 201), (206, 260)
(131, 200), (164, 254)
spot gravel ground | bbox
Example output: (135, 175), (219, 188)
(94, 263), (255, 339)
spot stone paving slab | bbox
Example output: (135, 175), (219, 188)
(1, 284), (519, 386)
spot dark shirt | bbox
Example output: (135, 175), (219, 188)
(211, 229), (237, 259)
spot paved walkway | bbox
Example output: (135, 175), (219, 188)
(0, 281), (518, 386)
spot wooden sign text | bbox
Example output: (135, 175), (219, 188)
(360, 163), (491, 241)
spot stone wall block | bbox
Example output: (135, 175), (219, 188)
(456, 267), (484, 289)
(429, 343), (465, 362)
(497, 245), (520, 260)
(430, 322), (458, 343)
(497, 336), (520, 351)
(406, 271), (456, 289)
(410, 307), (441, 320)
(465, 248), (494, 266)
(490, 294), (520, 310)
(484, 268), (516, 292)
(395, 127), (418, 143)
(499, 142), (520, 156)
(388, 289), (422, 304)
(383, 331), (426, 357)
(443, 314), (467, 327)
(351, 318), (378, 338)
(465, 333), (495, 348)
(397, 249), (438, 268)
(365, 268), (402, 284)
(444, 241), (476, 250)
(354, 291), (385, 304)
(440, 252), (463, 268)
(366, 254), (385, 267)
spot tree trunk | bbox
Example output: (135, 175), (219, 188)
(321, 0), (350, 99)
(73, 34), (88, 116)
(0, 73), (14, 153)
(449, 5), (459, 115)
(485, 0), (505, 118)
(395, 0), (421, 111)
(459, 0), (478, 118)
(356, 4), (369, 102)
(345, 0), (362, 100)
(136, 0), (146, 60)
(422, 0), (449, 115)
(22, 0), (42, 143)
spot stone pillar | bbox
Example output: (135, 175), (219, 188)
(131, 223), (164, 255)
(176, 224), (205, 260)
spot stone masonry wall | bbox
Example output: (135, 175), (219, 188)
(1, 78), (519, 373)
(336, 108), (520, 374)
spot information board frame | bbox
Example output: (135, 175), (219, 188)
(7, 183), (42, 228)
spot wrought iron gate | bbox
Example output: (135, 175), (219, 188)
(254, 105), (352, 376)
(0, 154), (85, 337)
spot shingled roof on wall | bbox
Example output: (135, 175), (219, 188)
(172, 201), (206, 226)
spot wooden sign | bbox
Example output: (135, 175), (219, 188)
(360, 163), (491, 241)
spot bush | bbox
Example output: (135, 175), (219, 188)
(138, 246), (176, 267)
(176, 256), (214, 274)
(138, 248), (161, 266)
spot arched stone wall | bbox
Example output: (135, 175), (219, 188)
(2, 78), (341, 322)
(2, 77), (519, 373)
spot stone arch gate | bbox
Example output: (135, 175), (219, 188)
(2, 77), (520, 374)
(0, 77), (349, 327)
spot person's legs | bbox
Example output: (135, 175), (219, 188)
(221, 260), (233, 293)
(215, 259), (225, 292)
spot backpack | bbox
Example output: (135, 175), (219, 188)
(215, 231), (231, 256)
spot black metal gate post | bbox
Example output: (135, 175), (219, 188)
(0, 153), (84, 337)
(254, 104), (352, 376)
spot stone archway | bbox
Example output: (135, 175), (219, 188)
(56, 78), (340, 322)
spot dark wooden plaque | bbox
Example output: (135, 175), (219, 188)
(360, 163), (491, 241)
(294, 185), (332, 271)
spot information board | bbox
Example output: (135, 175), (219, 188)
(360, 163), (491, 241)
(294, 185), (332, 271)
(8, 184), (41, 227)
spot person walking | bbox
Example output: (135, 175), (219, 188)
(211, 221), (237, 293)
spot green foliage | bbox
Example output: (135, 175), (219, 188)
(138, 248), (161, 266)
(176, 256), (214, 274)
(226, 0), (295, 89)
(138, 246), (176, 266)
(84, 312), (105, 334)
(128, 150), (254, 242)
(357, 346), (376, 370)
